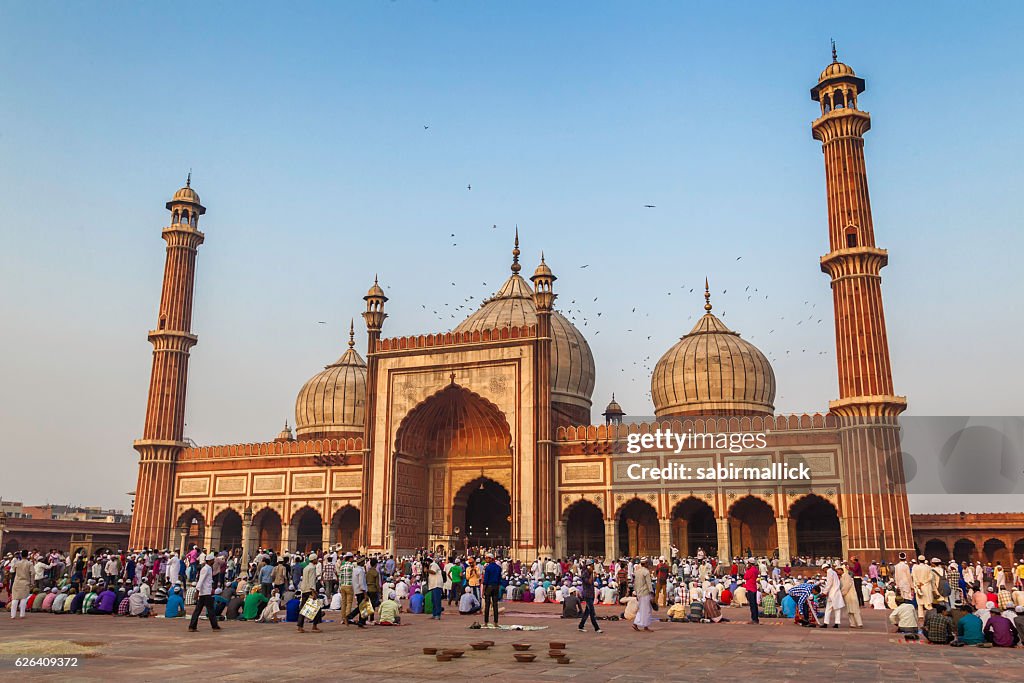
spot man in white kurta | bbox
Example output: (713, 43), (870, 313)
(821, 563), (846, 627)
(893, 553), (913, 600)
(911, 556), (939, 620)
(632, 559), (654, 631)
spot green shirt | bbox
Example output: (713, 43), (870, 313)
(243, 592), (268, 620)
(449, 565), (463, 583)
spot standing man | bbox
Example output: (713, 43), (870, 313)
(345, 556), (368, 628)
(821, 562), (846, 629)
(427, 554), (444, 620)
(912, 555), (937, 623)
(188, 554), (221, 632)
(849, 556), (864, 607)
(482, 551), (502, 627)
(296, 552), (322, 633)
(894, 552), (913, 600)
(577, 559), (602, 633)
(338, 552), (354, 624)
(841, 563), (863, 628)
(365, 558), (382, 613)
(9, 551), (33, 619)
(743, 558), (760, 624)
(654, 557), (669, 607)
(632, 558), (654, 632)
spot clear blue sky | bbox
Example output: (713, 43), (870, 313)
(1, 2), (1021, 513)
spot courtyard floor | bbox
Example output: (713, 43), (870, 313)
(0, 602), (1018, 681)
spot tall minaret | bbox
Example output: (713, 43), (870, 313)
(129, 176), (206, 549)
(811, 47), (913, 560)
(360, 276), (387, 553)
(530, 247), (556, 558)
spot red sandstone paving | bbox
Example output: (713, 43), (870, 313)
(1, 603), (1019, 682)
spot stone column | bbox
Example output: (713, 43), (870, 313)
(776, 517), (791, 566)
(280, 521), (293, 554)
(676, 518), (689, 558)
(604, 520), (618, 560)
(205, 524), (221, 553)
(717, 518), (730, 563)
(322, 523), (333, 552)
(241, 521), (255, 563)
(555, 520), (567, 559)
(659, 518), (672, 561)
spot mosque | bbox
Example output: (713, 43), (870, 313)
(129, 53), (925, 565)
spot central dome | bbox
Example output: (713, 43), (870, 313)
(651, 285), (775, 417)
(454, 236), (595, 424)
(295, 322), (367, 438)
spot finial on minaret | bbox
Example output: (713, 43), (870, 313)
(704, 277), (712, 312)
(186, 169), (192, 188)
(511, 227), (521, 274)
(348, 319), (355, 349)
(831, 38), (837, 63)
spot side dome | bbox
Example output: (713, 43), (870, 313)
(651, 285), (775, 417)
(454, 236), (595, 423)
(295, 323), (367, 438)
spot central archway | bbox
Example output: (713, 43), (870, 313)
(176, 508), (205, 553)
(789, 495), (841, 559)
(253, 508), (282, 551)
(454, 478), (511, 551)
(292, 507), (324, 552)
(392, 382), (514, 553)
(618, 498), (659, 558)
(671, 497), (717, 558)
(728, 496), (777, 558)
(564, 500), (604, 557)
(214, 508), (243, 552)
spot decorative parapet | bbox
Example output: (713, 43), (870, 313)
(180, 437), (364, 460)
(375, 324), (537, 352)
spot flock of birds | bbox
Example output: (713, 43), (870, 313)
(311, 123), (834, 411)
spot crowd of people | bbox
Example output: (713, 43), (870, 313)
(3, 544), (1024, 649)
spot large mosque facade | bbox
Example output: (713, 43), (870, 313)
(129, 54), (920, 564)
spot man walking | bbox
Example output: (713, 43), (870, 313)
(188, 554), (221, 632)
(578, 559), (603, 633)
(345, 556), (369, 627)
(632, 558), (654, 632)
(482, 552), (502, 627)
(427, 554), (444, 620)
(296, 552), (322, 633)
(338, 553), (354, 624)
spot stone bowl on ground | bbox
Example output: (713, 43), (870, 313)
(549, 641), (566, 649)
(557, 656), (573, 664)
(422, 647), (438, 655)
(435, 654), (453, 662)
(548, 649), (564, 658)
(511, 643), (531, 651)
(442, 649), (465, 658)
(470, 642), (491, 650)
(481, 640), (495, 646)
(513, 653), (537, 663)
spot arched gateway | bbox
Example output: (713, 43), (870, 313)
(391, 382), (514, 554)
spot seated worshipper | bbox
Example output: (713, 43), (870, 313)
(1012, 605), (1024, 642)
(409, 589), (424, 614)
(666, 599), (688, 622)
(600, 582), (617, 605)
(225, 591), (245, 620)
(521, 584), (533, 603)
(242, 586), (268, 621)
(150, 583), (168, 605)
(377, 591), (402, 625)
(760, 590), (778, 618)
(688, 598), (704, 622)
(52, 588), (69, 613)
(81, 585), (99, 613)
(983, 609), (1021, 647)
(888, 596), (919, 637)
(26, 589), (42, 612)
(869, 586), (886, 610)
(720, 586), (732, 606)
(781, 591), (797, 619)
(213, 588), (229, 618)
(258, 588), (283, 623)
(957, 604), (985, 645)
(116, 590), (131, 616)
(165, 585), (185, 618)
(329, 589), (342, 611)
(459, 586), (481, 615)
(285, 590), (301, 622)
(621, 595), (639, 621)
(533, 584), (548, 603)
(87, 586), (117, 615)
(129, 589), (150, 617)
(394, 578), (409, 600)
(924, 604), (955, 645)
(68, 587), (85, 614)
(562, 587), (582, 618)
(702, 595), (726, 623)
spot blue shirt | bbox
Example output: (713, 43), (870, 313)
(286, 597), (301, 622)
(410, 592), (424, 614)
(957, 612), (984, 644)
(780, 594), (796, 618)
(483, 561), (502, 586)
(259, 564), (274, 583)
(165, 593), (185, 618)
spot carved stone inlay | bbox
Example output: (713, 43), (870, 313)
(253, 474), (285, 494)
(178, 477), (209, 496)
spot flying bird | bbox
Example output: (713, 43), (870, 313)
(643, 204), (656, 208)
(423, 125), (429, 130)
(580, 264), (589, 269)
(467, 183), (472, 190)
(317, 321), (327, 324)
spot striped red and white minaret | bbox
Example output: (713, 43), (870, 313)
(129, 176), (206, 549)
(812, 45), (914, 560)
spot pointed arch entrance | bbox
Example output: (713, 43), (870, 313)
(331, 505), (360, 551)
(253, 508), (282, 551)
(953, 538), (976, 564)
(453, 477), (511, 552)
(564, 500), (604, 557)
(789, 495), (841, 559)
(175, 508), (205, 553)
(618, 498), (659, 557)
(213, 508), (243, 552)
(728, 496), (777, 558)
(671, 497), (717, 558)
(292, 507), (324, 552)
(392, 382), (513, 554)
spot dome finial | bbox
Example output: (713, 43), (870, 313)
(511, 226), (521, 274)
(704, 277), (712, 312)
(831, 38), (837, 63)
(348, 318), (355, 349)
(186, 169), (191, 188)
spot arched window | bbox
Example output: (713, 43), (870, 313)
(845, 226), (858, 248)
(172, 211), (179, 224)
(159, 315), (166, 330)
